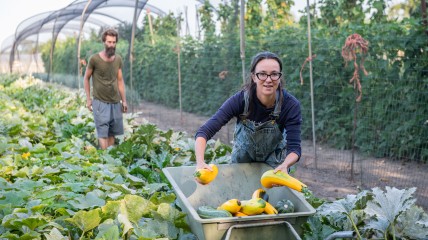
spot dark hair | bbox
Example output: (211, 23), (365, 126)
(102, 29), (119, 43)
(242, 51), (284, 116)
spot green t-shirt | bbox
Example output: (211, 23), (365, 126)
(88, 53), (123, 103)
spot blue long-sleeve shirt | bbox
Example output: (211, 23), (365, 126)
(196, 89), (302, 158)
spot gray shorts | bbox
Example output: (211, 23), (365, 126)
(92, 99), (124, 138)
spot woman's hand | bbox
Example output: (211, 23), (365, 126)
(274, 152), (299, 173)
(196, 160), (212, 171)
(274, 164), (289, 173)
(195, 137), (212, 171)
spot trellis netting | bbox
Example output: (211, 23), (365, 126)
(1, 0), (427, 209)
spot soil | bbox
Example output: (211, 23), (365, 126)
(134, 101), (428, 210)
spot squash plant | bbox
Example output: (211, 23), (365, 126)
(302, 187), (428, 239)
(0, 74), (232, 239)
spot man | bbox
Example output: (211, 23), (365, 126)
(83, 28), (128, 149)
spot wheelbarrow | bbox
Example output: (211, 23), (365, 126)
(163, 162), (316, 240)
(223, 220), (301, 240)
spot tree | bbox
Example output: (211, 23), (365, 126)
(245, 0), (263, 37)
(198, 0), (216, 40)
(265, 0), (295, 29)
(318, 0), (365, 26)
(388, 0), (419, 20)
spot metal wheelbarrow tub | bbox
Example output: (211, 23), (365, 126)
(162, 162), (316, 240)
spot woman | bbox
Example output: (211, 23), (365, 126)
(195, 51), (302, 173)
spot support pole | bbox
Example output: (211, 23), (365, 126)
(147, 8), (155, 45)
(77, 0), (92, 90)
(129, 0), (138, 113)
(422, 0), (427, 34)
(176, 17), (183, 124)
(240, 0), (245, 84)
(306, 0), (317, 168)
(49, 12), (60, 83)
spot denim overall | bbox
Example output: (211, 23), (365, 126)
(231, 91), (287, 168)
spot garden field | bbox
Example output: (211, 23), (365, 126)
(1, 74), (427, 239)
(136, 99), (428, 210)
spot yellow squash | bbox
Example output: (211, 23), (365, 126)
(217, 199), (241, 214)
(233, 211), (248, 217)
(194, 164), (218, 185)
(240, 198), (266, 215)
(260, 170), (307, 192)
(263, 201), (278, 215)
(251, 188), (269, 201)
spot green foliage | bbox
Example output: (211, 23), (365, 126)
(245, 0), (263, 36)
(0, 75), (233, 239)
(38, 0), (428, 163)
(303, 187), (428, 239)
(199, 0), (216, 39)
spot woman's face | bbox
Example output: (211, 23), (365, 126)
(252, 59), (281, 97)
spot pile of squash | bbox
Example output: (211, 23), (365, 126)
(194, 166), (305, 219)
(197, 188), (295, 219)
(194, 165), (307, 192)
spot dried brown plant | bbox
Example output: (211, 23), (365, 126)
(342, 33), (369, 102)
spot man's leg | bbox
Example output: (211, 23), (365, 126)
(99, 137), (109, 150)
(107, 136), (115, 148)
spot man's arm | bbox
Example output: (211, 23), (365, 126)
(117, 68), (127, 113)
(83, 67), (93, 111)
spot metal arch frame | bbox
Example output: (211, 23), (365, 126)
(5, 0), (213, 74)
(7, 0), (166, 73)
(9, 10), (125, 72)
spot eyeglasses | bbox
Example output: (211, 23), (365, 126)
(254, 72), (282, 81)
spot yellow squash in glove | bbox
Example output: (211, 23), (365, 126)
(260, 170), (307, 192)
(194, 164), (218, 185)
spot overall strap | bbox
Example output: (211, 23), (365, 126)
(270, 90), (282, 120)
(239, 90), (250, 120)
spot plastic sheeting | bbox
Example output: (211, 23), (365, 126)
(1, 0), (165, 73)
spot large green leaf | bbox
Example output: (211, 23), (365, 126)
(135, 218), (180, 239)
(2, 213), (28, 230)
(21, 216), (49, 231)
(156, 203), (184, 222)
(302, 216), (337, 240)
(0, 190), (29, 207)
(143, 183), (168, 196)
(68, 191), (106, 210)
(123, 194), (156, 222)
(104, 182), (136, 195)
(149, 191), (176, 205)
(396, 205), (428, 239)
(94, 219), (120, 240)
(118, 213), (134, 237)
(101, 200), (121, 219)
(364, 187), (416, 235)
(44, 228), (68, 240)
(318, 190), (369, 216)
(65, 208), (102, 233)
(366, 187), (416, 221)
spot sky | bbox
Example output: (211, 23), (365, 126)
(0, 0), (308, 47)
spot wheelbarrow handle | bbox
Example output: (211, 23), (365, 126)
(224, 220), (301, 240)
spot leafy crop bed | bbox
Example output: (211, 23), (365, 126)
(0, 74), (427, 239)
(0, 75), (232, 239)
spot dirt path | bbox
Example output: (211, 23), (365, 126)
(134, 101), (428, 210)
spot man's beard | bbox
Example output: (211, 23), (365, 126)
(105, 47), (116, 58)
